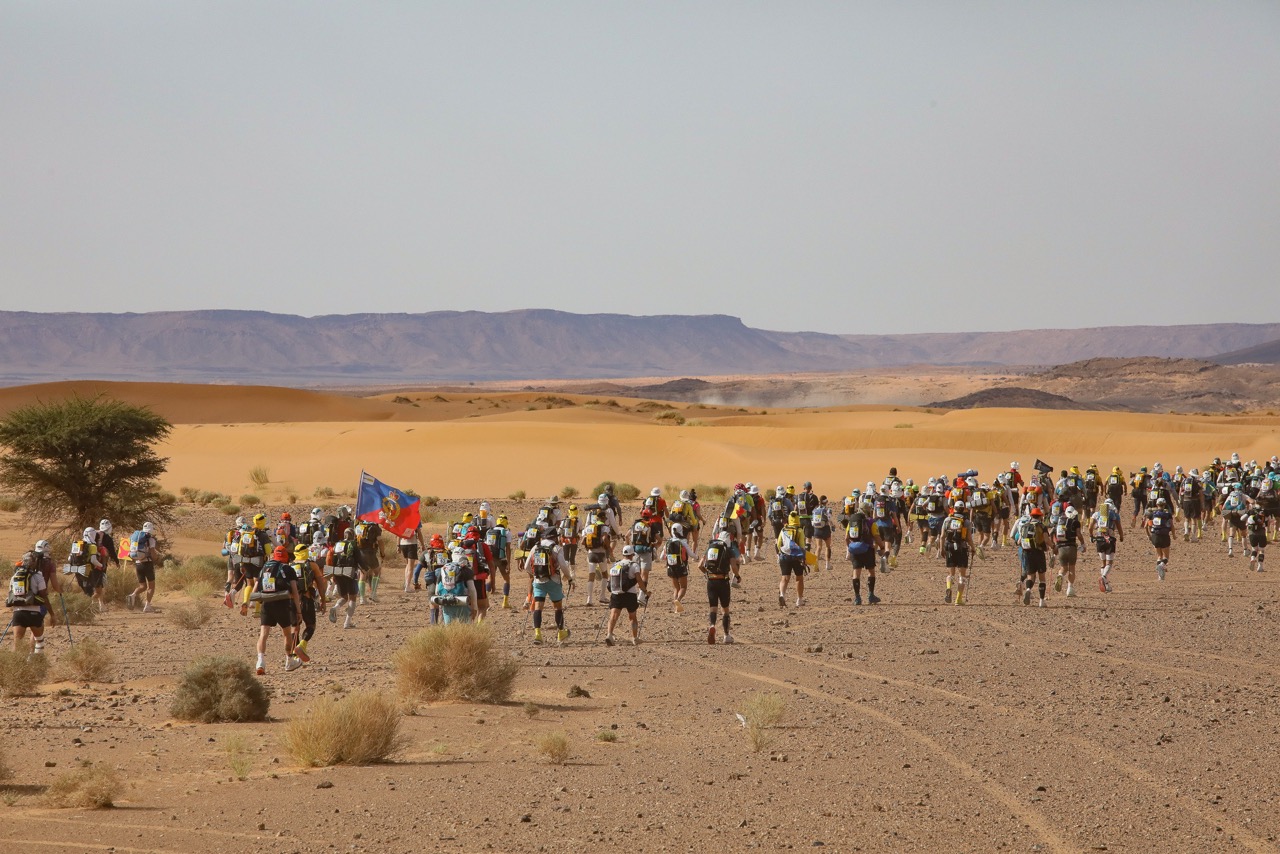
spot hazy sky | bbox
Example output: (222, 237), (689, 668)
(3, 2), (1277, 334)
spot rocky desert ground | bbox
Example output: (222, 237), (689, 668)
(0, 381), (1277, 853)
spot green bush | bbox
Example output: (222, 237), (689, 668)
(219, 504), (241, 516)
(159, 554), (226, 594)
(238, 494), (262, 508)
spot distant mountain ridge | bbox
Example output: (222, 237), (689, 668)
(0, 310), (1277, 386)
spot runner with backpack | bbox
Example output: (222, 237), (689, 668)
(7, 544), (51, 652)
(1246, 509), (1268, 572)
(1088, 499), (1124, 593)
(353, 517), (383, 604)
(415, 534), (449, 623)
(488, 513), (514, 608)
(776, 511), (808, 608)
(941, 503), (972, 605)
(699, 531), (740, 644)
(846, 507), (882, 606)
(1050, 506), (1086, 598)
(250, 545), (303, 675)
(663, 523), (692, 614)
(235, 517), (271, 616)
(1145, 497), (1175, 581)
(809, 496), (834, 571)
(523, 531), (573, 645)
(1019, 507), (1050, 607)
(274, 512), (297, 549)
(431, 555), (476, 625)
(325, 528), (367, 629)
(290, 543), (326, 663)
(67, 527), (107, 612)
(125, 521), (160, 613)
(603, 545), (646, 646)
(581, 518), (611, 606)
(398, 516), (424, 594)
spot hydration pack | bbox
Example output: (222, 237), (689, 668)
(665, 538), (687, 568)
(6, 555), (40, 607)
(530, 544), (554, 581)
(128, 530), (150, 561)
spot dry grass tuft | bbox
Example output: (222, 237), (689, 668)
(59, 592), (98, 625)
(42, 763), (121, 808)
(58, 637), (116, 682)
(534, 731), (571, 765)
(170, 657), (270, 723)
(283, 691), (406, 767)
(394, 624), (519, 705)
(740, 692), (787, 753)
(167, 598), (212, 630)
(160, 555), (226, 594)
(0, 646), (48, 697)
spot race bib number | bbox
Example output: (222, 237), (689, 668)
(666, 552), (680, 566)
(262, 573), (277, 593)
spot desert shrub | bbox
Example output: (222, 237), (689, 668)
(248, 466), (270, 488)
(378, 537), (400, 563)
(655, 410), (686, 425)
(596, 730), (618, 743)
(523, 701), (540, 718)
(195, 490), (230, 507)
(0, 496), (21, 513)
(0, 745), (10, 781)
(313, 486), (337, 499)
(421, 495), (439, 507)
(167, 599), (212, 630)
(592, 481), (641, 501)
(740, 692), (787, 753)
(394, 624), (519, 704)
(534, 731), (571, 765)
(170, 657), (270, 723)
(160, 554), (226, 593)
(101, 567), (134, 606)
(690, 483), (730, 501)
(58, 638), (116, 682)
(219, 503), (240, 516)
(285, 492), (299, 504)
(508, 490), (526, 500)
(0, 647), (48, 697)
(559, 485), (577, 499)
(238, 494), (262, 508)
(283, 691), (406, 767)
(42, 763), (121, 808)
(894, 423), (913, 429)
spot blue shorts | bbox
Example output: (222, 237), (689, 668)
(532, 579), (564, 602)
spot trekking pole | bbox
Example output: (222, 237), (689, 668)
(59, 593), (73, 645)
(0, 614), (13, 647)
(592, 606), (609, 643)
(637, 592), (651, 637)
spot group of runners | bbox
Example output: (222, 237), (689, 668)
(7, 453), (1279, 663)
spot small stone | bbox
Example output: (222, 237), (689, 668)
(316, 781), (334, 789)
(520, 814), (532, 823)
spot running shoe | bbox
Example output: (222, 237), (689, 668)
(867, 594), (880, 605)
(1156, 562), (1165, 581)
(778, 595), (786, 608)
(707, 626), (716, 644)
(944, 586), (952, 604)
(256, 666), (266, 676)
(1023, 587), (1032, 606)
(854, 595), (863, 606)
(284, 657), (302, 673)
(723, 633), (735, 644)
(1054, 575), (1063, 593)
(604, 634), (615, 646)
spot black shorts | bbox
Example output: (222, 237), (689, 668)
(1023, 550), (1047, 575)
(399, 543), (419, 561)
(1181, 502), (1201, 520)
(333, 575), (358, 598)
(1226, 514), (1246, 531)
(1149, 532), (1172, 549)
(134, 561), (155, 584)
(241, 562), (262, 581)
(973, 513), (992, 533)
(849, 548), (876, 571)
(1248, 533), (1268, 549)
(706, 578), (730, 608)
(778, 555), (804, 577)
(666, 563), (688, 579)
(260, 600), (296, 627)
(1057, 546), (1078, 565)
(945, 548), (969, 569)
(358, 547), (380, 570)
(1095, 535), (1117, 554)
(474, 578), (489, 602)
(610, 591), (639, 613)
(810, 527), (831, 542)
(12, 610), (43, 628)
(997, 506), (1010, 520)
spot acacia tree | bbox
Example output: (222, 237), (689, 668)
(0, 395), (175, 534)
